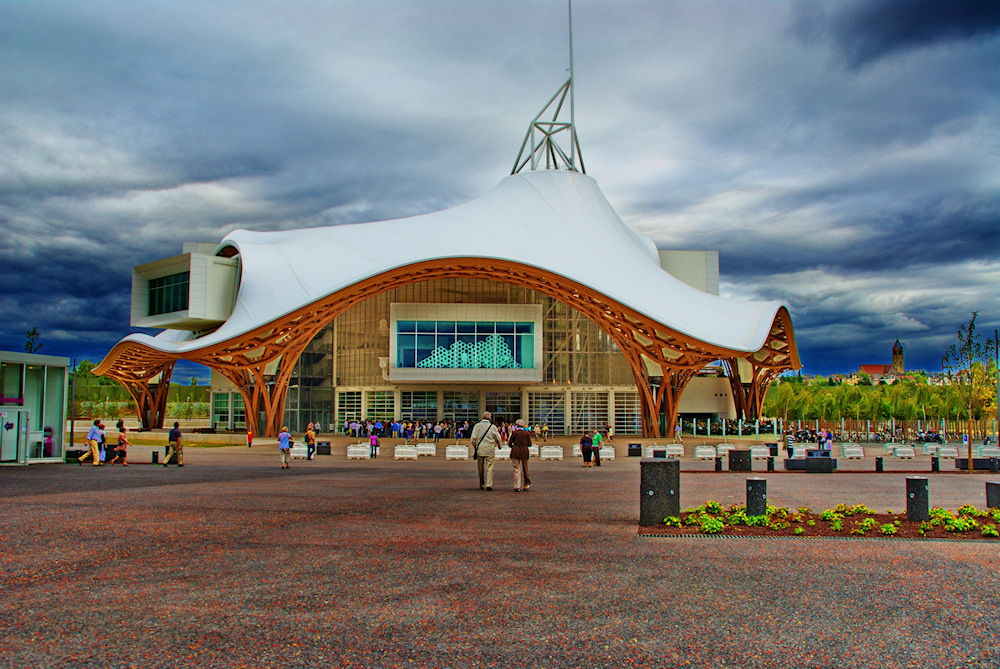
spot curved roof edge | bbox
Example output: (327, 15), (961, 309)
(99, 170), (800, 371)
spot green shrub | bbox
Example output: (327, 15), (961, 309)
(858, 517), (878, 532)
(745, 515), (769, 527)
(796, 507), (812, 515)
(880, 523), (897, 535)
(830, 519), (843, 532)
(819, 510), (839, 521)
(663, 516), (682, 527)
(703, 501), (724, 515)
(768, 521), (790, 531)
(727, 510), (748, 526)
(700, 517), (726, 534)
(944, 517), (978, 533)
(794, 527), (805, 535)
(850, 528), (865, 535)
(958, 504), (986, 518)
(918, 521), (934, 535)
(981, 524), (999, 538)
(684, 513), (703, 526)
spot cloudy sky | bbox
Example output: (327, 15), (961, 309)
(2, 0), (998, 379)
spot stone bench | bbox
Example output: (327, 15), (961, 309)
(893, 446), (916, 459)
(540, 446), (563, 460)
(290, 445), (309, 459)
(716, 444), (735, 458)
(445, 444), (470, 460)
(980, 446), (1000, 458)
(494, 447), (511, 460)
(938, 446), (959, 459)
(415, 442), (436, 457)
(693, 445), (716, 460)
(597, 447), (615, 461)
(394, 445), (418, 460)
(750, 446), (771, 460)
(841, 443), (865, 459)
(528, 445), (539, 458)
(346, 444), (371, 460)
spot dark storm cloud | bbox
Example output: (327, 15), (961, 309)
(795, 0), (1000, 68)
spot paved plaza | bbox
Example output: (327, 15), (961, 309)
(2, 441), (998, 668)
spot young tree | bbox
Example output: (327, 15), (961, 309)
(24, 327), (42, 353)
(942, 312), (998, 471)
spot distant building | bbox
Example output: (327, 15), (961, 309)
(856, 340), (904, 384)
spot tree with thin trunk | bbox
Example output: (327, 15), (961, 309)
(942, 312), (998, 471)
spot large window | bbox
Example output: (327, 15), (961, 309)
(396, 320), (534, 369)
(366, 390), (394, 420)
(148, 272), (190, 316)
(212, 393), (230, 429)
(528, 392), (565, 435)
(401, 391), (437, 422)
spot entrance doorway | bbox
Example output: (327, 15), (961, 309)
(0, 408), (28, 464)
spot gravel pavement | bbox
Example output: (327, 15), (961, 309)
(2, 445), (998, 668)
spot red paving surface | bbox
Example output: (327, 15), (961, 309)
(2, 443), (999, 668)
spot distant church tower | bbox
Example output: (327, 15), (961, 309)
(891, 340), (904, 375)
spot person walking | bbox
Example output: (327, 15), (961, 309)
(279, 426), (292, 469)
(78, 419), (103, 466)
(164, 421), (183, 466)
(591, 428), (604, 467)
(470, 411), (502, 491)
(580, 432), (593, 467)
(509, 419), (532, 492)
(108, 427), (131, 466)
(305, 422), (316, 460)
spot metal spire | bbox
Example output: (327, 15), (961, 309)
(511, 0), (585, 174)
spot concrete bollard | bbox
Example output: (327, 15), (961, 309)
(640, 458), (680, 526)
(747, 478), (767, 517)
(986, 481), (1000, 509)
(875, 456), (883, 473)
(906, 476), (929, 522)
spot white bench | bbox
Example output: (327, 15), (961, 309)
(394, 445), (418, 460)
(572, 444), (583, 457)
(290, 445), (309, 460)
(893, 445), (915, 459)
(540, 446), (563, 460)
(346, 443), (370, 460)
(494, 447), (511, 460)
(528, 445), (539, 458)
(445, 444), (470, 460)
(415, 442), (436, 457)
(694, 445), (716, 460)
(664, 443), (684, 458)
(597, 446), (615, 461)
(980, 446), (1000, 458)
(938, 445), (959, 459)
(841, 443), (865, 459)
(921, 443), (938, 455)
(716, 444), (735, 458)
(750, 446), (771, 460)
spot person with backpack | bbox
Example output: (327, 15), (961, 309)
(470, 411), (502, 491)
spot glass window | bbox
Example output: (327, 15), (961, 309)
(366, 391), (394, 420)
(232, 394), (246, 429)
(401, 391), (437, 422)
(148, 272), (190, 316)
(395, 320), (535, 369)
(43, 366), (64, 457)
(614, 391), (642, 435)
(397, 321), (416, 333)
(212, 393), (230, 430)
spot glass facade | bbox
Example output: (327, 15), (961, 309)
(570, 392), (610, 434)
(148, 272), (190, 316)
(614, 391), (642, 436)
(396, 320), (534, 369)
(0, 354), (67, 463)
(280, 277), (641, 433)
(366, 391), (394, 421)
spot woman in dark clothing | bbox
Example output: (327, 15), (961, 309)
(580, 433), (593, 467)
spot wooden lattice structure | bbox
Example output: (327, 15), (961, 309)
(96, 258), (800, 437)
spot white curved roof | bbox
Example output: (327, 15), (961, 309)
(119, 170), (785, 356)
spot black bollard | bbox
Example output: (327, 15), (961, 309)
(640, 458), (681, 526)
(714, 456), (723, 472)
(931, 456), (939, 473)
(991, 458), (998, 473)
(906, 476), (929, 522)
(875, 456), (883, 473)
(152, 450), (158, 464)
(766, 456), (775, 472)
(747, 478), (767, 517)
(987, 481), (1000, 509)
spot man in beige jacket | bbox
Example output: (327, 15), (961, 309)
(470, 411), (502, 491)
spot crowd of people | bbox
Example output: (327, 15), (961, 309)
(340, 418), (556, 443)
(76, 418), (134, 466)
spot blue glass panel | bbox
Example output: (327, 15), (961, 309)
(515, 322), (533, 333)
(417, 321), (436, 333)
(476, 322), (495, 334)
(397, 321), (416, 333)
(496, 322), (514, 333)
(437, 321), (456, 332)
(457, 321), (475, 333)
